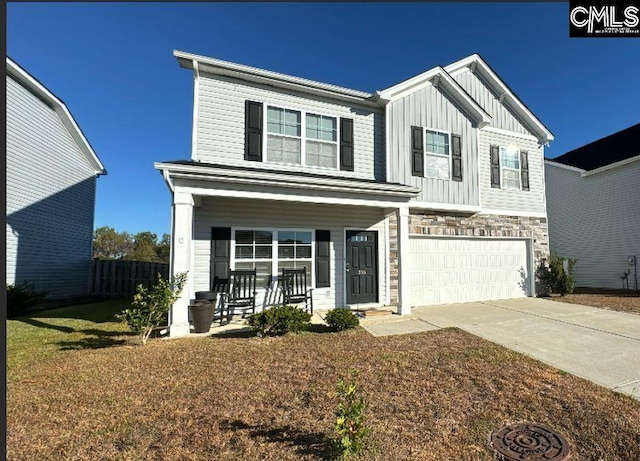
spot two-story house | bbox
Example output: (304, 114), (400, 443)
(155, 51), (553, 337)
(6, 57), (106, 300)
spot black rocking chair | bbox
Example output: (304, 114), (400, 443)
(281, 267), (314, 314)
(211, 276), (230, 325)
(220, 269), (257, 320)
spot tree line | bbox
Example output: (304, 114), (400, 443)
(92, 226), (170, 263)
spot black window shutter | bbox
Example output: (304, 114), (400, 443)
(520, 150), (530, 191)
(315, 230), (331, 288)
(411, 126), (424, 177)
(211, 227), (231, 286)
(451, 134), (463, 182)
(490, 145), (501, 188)
(340, 118), (354, 171)
(244, 101), (263, 161)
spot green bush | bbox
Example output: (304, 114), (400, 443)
(333, 369), (369, 460)
(325, 308), (360, 332)
(7, 282), (48, 318)
(247, 305), (311, 336)
(537, 252), (577, 296)
(116, 271), (187, 345)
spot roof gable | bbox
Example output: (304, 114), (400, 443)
(377, 65), (492, 127)
(445, 54), (554, 143)
(6, 57), (106, 175)
(551, 123), (640, 171)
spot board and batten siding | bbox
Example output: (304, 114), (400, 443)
(478, 129), (546, 214)
(386, 84), (479, 206)
(6, 74), (97, 299)
(545, 161), (640, 289)
(453, 69), (531, 135)
(192, 197), (388, 310)
(195, 72), (385, 181)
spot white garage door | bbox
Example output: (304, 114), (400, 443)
(409, 237), (531, 306)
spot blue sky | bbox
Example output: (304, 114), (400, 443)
(7, 3), (640, 237)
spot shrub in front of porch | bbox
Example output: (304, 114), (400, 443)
(325, 308), (360, 332)
(247, 305), (311, 337)
(116, 271), (187, 345)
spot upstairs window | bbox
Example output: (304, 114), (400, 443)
(245, 100), (353, 171)
(266, 107), (302, 164)
(306, 114), (337, 168)
(499, 146), (521, 190)
(424, 129), (451, 180)
(265, 105), (338, 169)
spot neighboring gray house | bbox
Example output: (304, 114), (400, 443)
(545, 124), (639, 290)
(6, 57), (106, 299)
(155, 51), (554, 337)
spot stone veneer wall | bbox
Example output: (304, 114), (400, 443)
(388, 211), (549, 305)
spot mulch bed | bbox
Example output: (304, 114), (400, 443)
(546, 287), (640, 315)
(7, 327), (640, 460)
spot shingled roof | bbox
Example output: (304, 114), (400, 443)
(551, 123), (639, 171)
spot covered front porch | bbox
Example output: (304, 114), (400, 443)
(155, 161), (419, 337)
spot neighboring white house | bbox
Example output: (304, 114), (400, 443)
(155, 51), (554, 337)
(6, 57), (106, 299)
(545, 123), (639, 290)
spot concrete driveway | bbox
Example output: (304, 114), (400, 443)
(409, 298), (640, 399)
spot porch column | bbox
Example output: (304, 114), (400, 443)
(169, 191), (194, 337)
(396, 206), (411, 315)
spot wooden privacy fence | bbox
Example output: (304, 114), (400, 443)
(90, 260), (170, 299)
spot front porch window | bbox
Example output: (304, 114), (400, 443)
(232, 228), (314, 287)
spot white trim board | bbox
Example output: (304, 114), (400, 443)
(543, 159), (585, 174)
(445, 54), (554, 143)
(481, 126), (539, 142)
(581, 155), (640, 177)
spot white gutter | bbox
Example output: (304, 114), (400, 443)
(154, 162), (420, 196)
(173, 50), (379, 107)
(543, 159), (586, 174)
(581, 155), (640, 177)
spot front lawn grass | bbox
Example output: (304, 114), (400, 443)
(7, 301), (640, 460)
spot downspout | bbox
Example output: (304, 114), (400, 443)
(163, 168), (175, 193)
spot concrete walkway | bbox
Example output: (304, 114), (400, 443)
(364, 298), (640, 400)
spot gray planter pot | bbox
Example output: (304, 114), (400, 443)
(189, 300), (216, 333)
(195, 291), (217, 301)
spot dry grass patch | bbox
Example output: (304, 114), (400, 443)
(547, 287), (640, 315)
(7, 302), (640, 460)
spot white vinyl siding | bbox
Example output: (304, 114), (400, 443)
(6, 75), (97, 299)
(545, 160), (640, 290)
(192, 197), (388, 310)
(386, 83), (479, 206)
(479, 129), (545, 213)
(409, 237), (531, 306)
(195, 72), (385, 180)
(453, 69), (533, 135)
